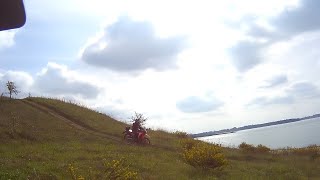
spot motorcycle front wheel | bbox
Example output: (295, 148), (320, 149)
(124, 134), (133, 144)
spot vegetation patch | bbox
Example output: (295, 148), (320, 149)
(69, 158), (138, 180)
(274, 145), (320, 161)
(181, 138), (228, 170)
(239, 142), (270, 154)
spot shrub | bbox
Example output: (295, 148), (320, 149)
(68, 164), (85, 180)
(256, 144), (271, 153)
(239, 142), (255, 153)
(180, 138), (200, 150)
(289, 145), (320, 160)
(239, 143), (270, 154)
(182, 139), (227, 170)
(68, 158), (138, 180)
(174, 131), (189, 138)
(292, 145), (319, 156)
(275, 145), (320, 158)
(103, 158), (138, 180)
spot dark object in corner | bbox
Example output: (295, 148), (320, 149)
(0, 0), (26, 31)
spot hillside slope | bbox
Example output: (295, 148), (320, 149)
(0, 97), (319, 179)
(22, 98), (123, 141)
(0, 97), (193, 179)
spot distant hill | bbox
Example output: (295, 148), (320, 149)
(192, 113), (320, 138)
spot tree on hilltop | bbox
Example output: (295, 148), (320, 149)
(6, 81), (19, 99)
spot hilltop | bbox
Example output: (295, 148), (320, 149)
(0, 97), (319, 179)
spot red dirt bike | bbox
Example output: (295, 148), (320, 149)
(123, 127), (151, 145)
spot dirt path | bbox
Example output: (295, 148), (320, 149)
(21, 99), (121, 142)
(21, 99), (178, 152)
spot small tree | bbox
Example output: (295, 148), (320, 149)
(6, 81), (19, 99)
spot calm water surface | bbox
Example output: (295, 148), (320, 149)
(199, 118), (320, 149)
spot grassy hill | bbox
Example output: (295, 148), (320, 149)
(0, 97), (319, 179)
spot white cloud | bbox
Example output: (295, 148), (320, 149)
(0, 63), (102, 99)
(228, 0), (320, 72)
(81, 16), (186, 72)
(176, 95), (223, 113)
(0, 30), (17, 49)
(33, 63), (100, 98)
(229, 40), (267, 72)
(248, 81), (320, 107)
(0, 71), (33, 97)
(261, 74), (288, 88)
(248, 96), (294, 107)
(2, 0), (320, 133)
(288, 82), (320, 99)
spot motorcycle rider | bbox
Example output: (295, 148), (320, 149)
(132, 119), (143, 142)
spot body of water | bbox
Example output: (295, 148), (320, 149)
(199, 118), (320, 149)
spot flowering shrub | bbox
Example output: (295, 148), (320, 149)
(68, 164), (85, 180)
(181, 139), (227, 170)
(68, 158), (138, 180)
(181, 138), (200, 150)
(103, 158), (138, 180)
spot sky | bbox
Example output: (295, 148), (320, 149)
(1, 0), (320, 133)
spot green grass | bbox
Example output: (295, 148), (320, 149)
(0, 97), (319, 179)
(26, 97), (126, 137)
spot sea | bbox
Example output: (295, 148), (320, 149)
(198, 118), (320, 149)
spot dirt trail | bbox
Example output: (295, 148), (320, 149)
(21, 99), (121, 142)
(21, 99), (178, 152)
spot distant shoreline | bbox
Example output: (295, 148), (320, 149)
(191, 113), (320, 138)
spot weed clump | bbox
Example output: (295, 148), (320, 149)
(239, 142), (270, 153)
(103, 158), (138, 180)
(292, 145), (319, 157)
(256, 144), (271, 153)
(68, 158), (138, 180)
(174, 131), (189, 138)
(239, 142), (255, 153)
(276, 145), (320, 160)
(68, 164), (85, 180)
(181, 139), (228, 170)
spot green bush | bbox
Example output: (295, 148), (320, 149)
(182, 139), (227, 170)
(256, 144), (271, 153)
(239, 142), (255, 153)
(239, 143), (270, 154)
